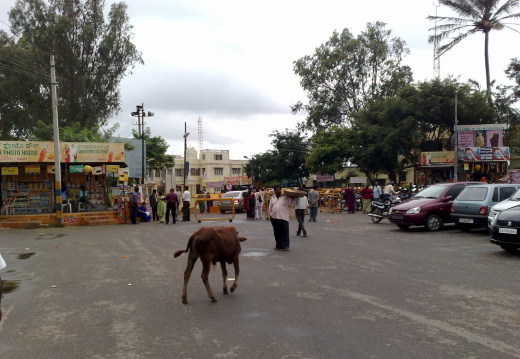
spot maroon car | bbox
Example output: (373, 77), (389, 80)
(389, 182), (482, 231)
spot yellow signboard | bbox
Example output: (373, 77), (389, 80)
(25, 165), (41, 174)
(0, 141), (125, 163)
(2, 167), (19, 175)
(106, 165), (120, 173)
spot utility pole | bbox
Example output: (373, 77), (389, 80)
(50, 51), (63, 225)
(183, 122), (190, 190)
(433, 2), (441, 77)
(454, 91), (458, 181)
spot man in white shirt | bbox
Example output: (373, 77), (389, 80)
(181, 186), (191, 221)
(382, 181), (396, 202)
(294, 195), (309, 237)
(269, 185), (294, 251)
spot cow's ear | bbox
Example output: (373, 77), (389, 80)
(238, 237), (247, 242)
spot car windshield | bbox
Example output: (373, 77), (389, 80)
(510, 189), (520, 201)
(414, 185), (448, 199)
(222, 192), (241, 198)
(456, 187), (488, 201)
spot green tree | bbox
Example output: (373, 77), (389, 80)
(244, 130), (310, 187)
(428, 0), (520, 96)
(133, 128), (175, 174)
(292, 22), (413, 131)
(0, 0), (143, 140)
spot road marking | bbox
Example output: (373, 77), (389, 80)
(322, 285), (520, 358)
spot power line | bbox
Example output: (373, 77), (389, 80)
(186, 125), (241, 143)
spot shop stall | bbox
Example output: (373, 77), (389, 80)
(1, 141), (126, 214)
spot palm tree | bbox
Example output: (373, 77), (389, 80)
(428, 0), (520, 96)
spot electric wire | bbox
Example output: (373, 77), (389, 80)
(186, 125), (241, 143)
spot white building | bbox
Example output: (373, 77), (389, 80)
(146, 147), (250, 194)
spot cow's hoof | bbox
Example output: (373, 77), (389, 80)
(223, 288), (228, 294)
(182, 297), (188, 304)
(230, 286), (236, 293)
(210, 297), (218, 302)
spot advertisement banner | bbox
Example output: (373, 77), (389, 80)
(47, 165), (55, 174)
(204, 180), (223, 189)
(421, 151), (455, 165)
(317, 174), (335, 182)
(456, 123), (508, 131)
(349, 176), (366, 184)
(223, 176), (251, 186)
(105, 165), (120, 173)
(91, 166), (104, 175)
(463, 147), (509, 161)
(69, 165), (84, 173)
(0, 141), (125, 163)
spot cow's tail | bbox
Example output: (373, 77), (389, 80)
(174, 235), (195, 258)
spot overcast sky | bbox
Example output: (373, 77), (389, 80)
(2, 0), (519, 160)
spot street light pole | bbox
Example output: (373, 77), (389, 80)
(131, 104), (154, 184)
(454, 91), (458, 182)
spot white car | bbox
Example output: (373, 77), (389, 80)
(488, 188), (520, 229)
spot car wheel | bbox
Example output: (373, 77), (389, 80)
(371, 208), (383, 223)
(425, 215), (443, 231)
(500, 245), (519, 254)
(220, 210), (225, 214)
(397, 224), (410, 230)
(459, 224), (472, 232)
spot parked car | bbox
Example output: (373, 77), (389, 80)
(451, 184), (520, 231)
(488, 188), (520, 229)
(218, 191), (247, 213)
(388, 182), (480, 231)
(489, 205), (520, 253)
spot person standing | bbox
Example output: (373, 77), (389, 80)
(149, 189), (159, 221)
(247, 189), (256, 219)
(373, 182), (382, 202)
(175, 187), (182, 221)
(344, 184), (356, 213)
(157, 191), (166, 223)
(164, 188), (179, 224)
(360, 184), (374, 214)
(294, 195), (309, 237)
(255, 189), (264, 219)
(269, 185), (294, 251)
(182, 186), (191, 221)
(130, 186), (139, 224)
(308, 186), (319, 222)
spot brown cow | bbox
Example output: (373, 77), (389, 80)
(174, 226), (247, 304)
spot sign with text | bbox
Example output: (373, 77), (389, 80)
(1, 167), (18, 175)
(463, 147), (510, 162)
(456, 123), (508, 131)
(0, 141), (125, 163)
(25, 165), (41, 174)
(348, 176), (366, 184)
(421, 151), (455, 165)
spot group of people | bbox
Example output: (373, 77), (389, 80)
(243, 188), (265, 220)
(130, 186), (192, 224)
(343, 182), (396, 213)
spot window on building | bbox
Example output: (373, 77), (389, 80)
(175, 168), (183, 177)
(214, 168), (223, 176)
(190, 168), (200, 176)
(202, 154), (205, 160)
(232, 168), (240, 175)
(215, 154), (223, 160)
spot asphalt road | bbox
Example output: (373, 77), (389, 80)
(0, 210), (520, 359)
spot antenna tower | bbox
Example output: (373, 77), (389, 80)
(433, 2), (441, 77)
(198, 114), (203, 150)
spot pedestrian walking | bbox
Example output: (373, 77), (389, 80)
(344, 184), (356, 213)
(164, 188), (180, 224)
(269, 185), (294, 251)
(157, 191), (166, 223)
(295, 195), (309, 237)
(130, 186), (139, 224)
(360, 184), (374, 214)
(255, 189), (263, 219)
(182, 186), (191, 221)
(247, 189), (256, 219)
(308, 185), (319, 222)
(149, 189), (159, 221)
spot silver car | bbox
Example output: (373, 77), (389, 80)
(488, 188), (520, 229)
(218, 191), (247, 213)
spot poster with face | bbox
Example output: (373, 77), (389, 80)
(486, 130), (503, 147)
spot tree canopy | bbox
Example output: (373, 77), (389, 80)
(0, 0), (143, 140)
(133, 128), (175, 174)
(292, 22), (413, 131)
(428, 0), (520, 95)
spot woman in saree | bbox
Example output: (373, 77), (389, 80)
(157, 191), (166, 223)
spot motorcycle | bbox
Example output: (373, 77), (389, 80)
(368, 195), (401, 223)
